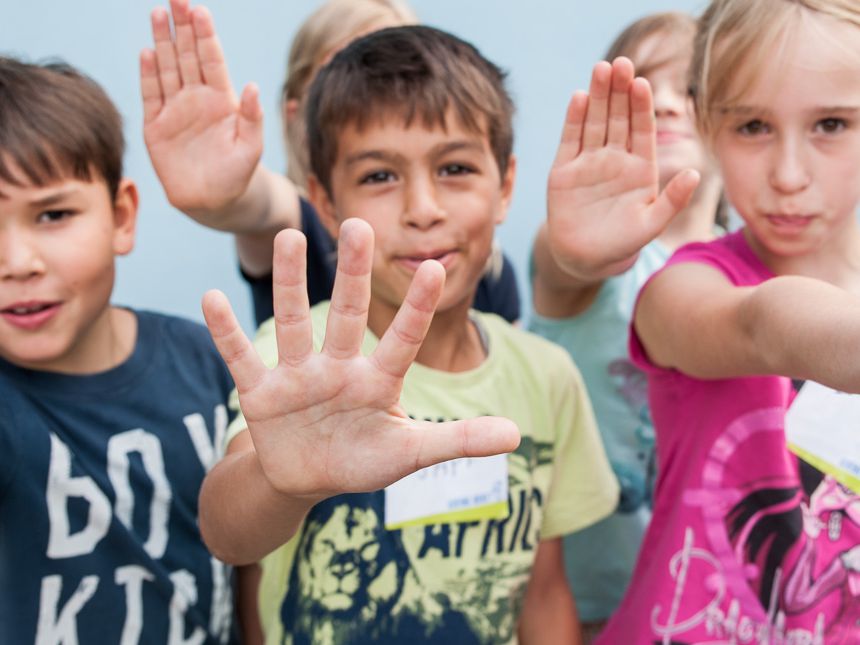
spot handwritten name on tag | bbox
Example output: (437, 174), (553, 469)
(785, 381), (860, 493)
(384, 455), (509, 529)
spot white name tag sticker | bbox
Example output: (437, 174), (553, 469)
(384, 455), (509, 530)
(785, 381), (860, 493)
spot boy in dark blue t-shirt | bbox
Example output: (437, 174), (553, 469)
(0, 57), (236, 643)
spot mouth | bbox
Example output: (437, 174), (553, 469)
(0, 301), (62, 330)
(765, 213), (816, 233)
(396, 249), (458, 272)
(656, 130), (691, 145)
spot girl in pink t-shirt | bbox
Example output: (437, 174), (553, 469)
(545, 0), (860, 642)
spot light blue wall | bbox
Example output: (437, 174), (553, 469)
(1, 0), (704, 331)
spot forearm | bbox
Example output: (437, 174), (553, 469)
(531, 223), (604, 318)
(740, 276), (860, 391)
(198, 444), (318, 565)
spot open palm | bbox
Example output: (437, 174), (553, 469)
(547, 58), (699, 279)
(141, 0), (263, 215)
(203, 219), (520, 499)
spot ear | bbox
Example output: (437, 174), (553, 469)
(111, 178), (139, 256)
(283, 98), (301, 126)
(306, 174), (341, 240)
(495, 154), (517, 225)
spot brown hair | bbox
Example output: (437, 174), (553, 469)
(0, 57), (124, 197)
(305, 25), (515, 195)
(691, 0), (860, 141)
(282, 0), (416, 188)
(605, 11), (697, 73)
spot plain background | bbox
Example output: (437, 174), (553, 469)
(1, 0), (704, 332)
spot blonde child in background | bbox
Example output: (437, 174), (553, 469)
(195, 24), (620, 644)
(141, 0), (520, 328)
(543, 0), (860, 641)
(530, 12), (724, 641)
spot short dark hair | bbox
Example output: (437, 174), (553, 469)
(0, 57), (124, 198)
(305, 25), (514, 194)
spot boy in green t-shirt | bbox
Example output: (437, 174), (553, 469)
(188, 24), (618, 644)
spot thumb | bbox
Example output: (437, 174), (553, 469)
(237, 82), (264, 148)
(409, 416), (521, 472)
(649, 168), (700, 229)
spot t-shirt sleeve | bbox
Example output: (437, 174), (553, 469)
(472, 252), (520, 323)
(539, 353), (620, 539)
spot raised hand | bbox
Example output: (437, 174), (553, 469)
(140, 0), (263, 218)
(546, 57), (700, 281)
(202, 219), (520, 500)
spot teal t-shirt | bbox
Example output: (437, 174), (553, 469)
(528, 240), (670, 622)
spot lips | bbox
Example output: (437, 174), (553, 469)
(765, 213), (815, 233)
(0, 301), (62, 330)
(656, 130), (691, 145)
(396, 249), (458, 272)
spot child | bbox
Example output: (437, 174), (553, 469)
(197, 25), (619, 644)
(140, 0), (521, 327)
(0, 58), (235, 643)
(529, 12), (724, 639)
(549, 0), (860, 641)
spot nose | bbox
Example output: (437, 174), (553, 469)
(0, 228), (45, 280)
(652, 81), (685, 118)
(769, 135), (811, 195)
(402, 174), (446, 230)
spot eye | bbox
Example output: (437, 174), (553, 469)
(36, 209), (74, 223)
(439, 163), (474, 177)
(359, 170), (395, 185)
(815, 117), (846, 134)
(737, 119), (770, 136)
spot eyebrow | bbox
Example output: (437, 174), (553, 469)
(721, 105), (860, 116)
(28, 188), (80, 207)
(343, 139), (487, 167)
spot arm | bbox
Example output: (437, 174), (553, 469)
(140, 0), (300, 275)
(517, 538), (581, 645)
(636, 263), (860, 389)
(535, 58), (699, 318)
(198, 219), (520, 564)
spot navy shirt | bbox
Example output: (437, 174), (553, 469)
(243, 198), (521, 327)
(0, 310), (236, 644)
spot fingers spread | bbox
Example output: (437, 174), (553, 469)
(272, 229), (313, 367)
(139, 49), (164, 124)
(605, 57), (635, 149)
(372, 258), (444, 380)
(552, 91), (588, 167)
(170, 0), (202, 86)
(409, 417), (520, 470)
(202, 289), (266, 394)
(323, 218), (374, 359)
(581, 61), (612, 150)
(151, 7), (181, 98)
(629, 77), (657, 160)
(192, 5), (232, 91)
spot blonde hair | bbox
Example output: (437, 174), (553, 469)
(282, 0), (417, 188)
(691, 0), (860, 141)
(605, 12), (696, 74)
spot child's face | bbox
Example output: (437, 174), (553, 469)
(309, 114), (514, 318)
(0, 172), (137, 372)
(633, 32), (710, 189)
(712, 14), (860, 260)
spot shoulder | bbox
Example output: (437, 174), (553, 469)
(664, 230), (770, 287)
(473, 250), (520, 323)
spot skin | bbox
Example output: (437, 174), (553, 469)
(0, 173), (138, 374)
(532, 35), (723, 319)
(632, 11), (860, 387)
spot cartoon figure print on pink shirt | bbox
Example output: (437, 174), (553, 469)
(654, 406), (860, 644)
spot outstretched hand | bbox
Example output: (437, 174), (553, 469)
(202, 219), (520, 501)
(547, 57), (700, 280)
(141, 0), (263, 216)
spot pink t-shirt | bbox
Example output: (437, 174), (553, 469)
(597, 230), (860, 645)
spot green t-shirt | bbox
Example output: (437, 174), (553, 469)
(227, 304), (618, 644)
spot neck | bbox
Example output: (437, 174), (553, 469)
(658, 172), (723, 251)
(367, 294), (486, 373)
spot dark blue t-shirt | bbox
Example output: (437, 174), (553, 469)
(0, 310), (236, 644)
(243, 198), (521, 327)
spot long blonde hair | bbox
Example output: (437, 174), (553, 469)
(281, 0), (416, 189)
(691, 0), (860, 141)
